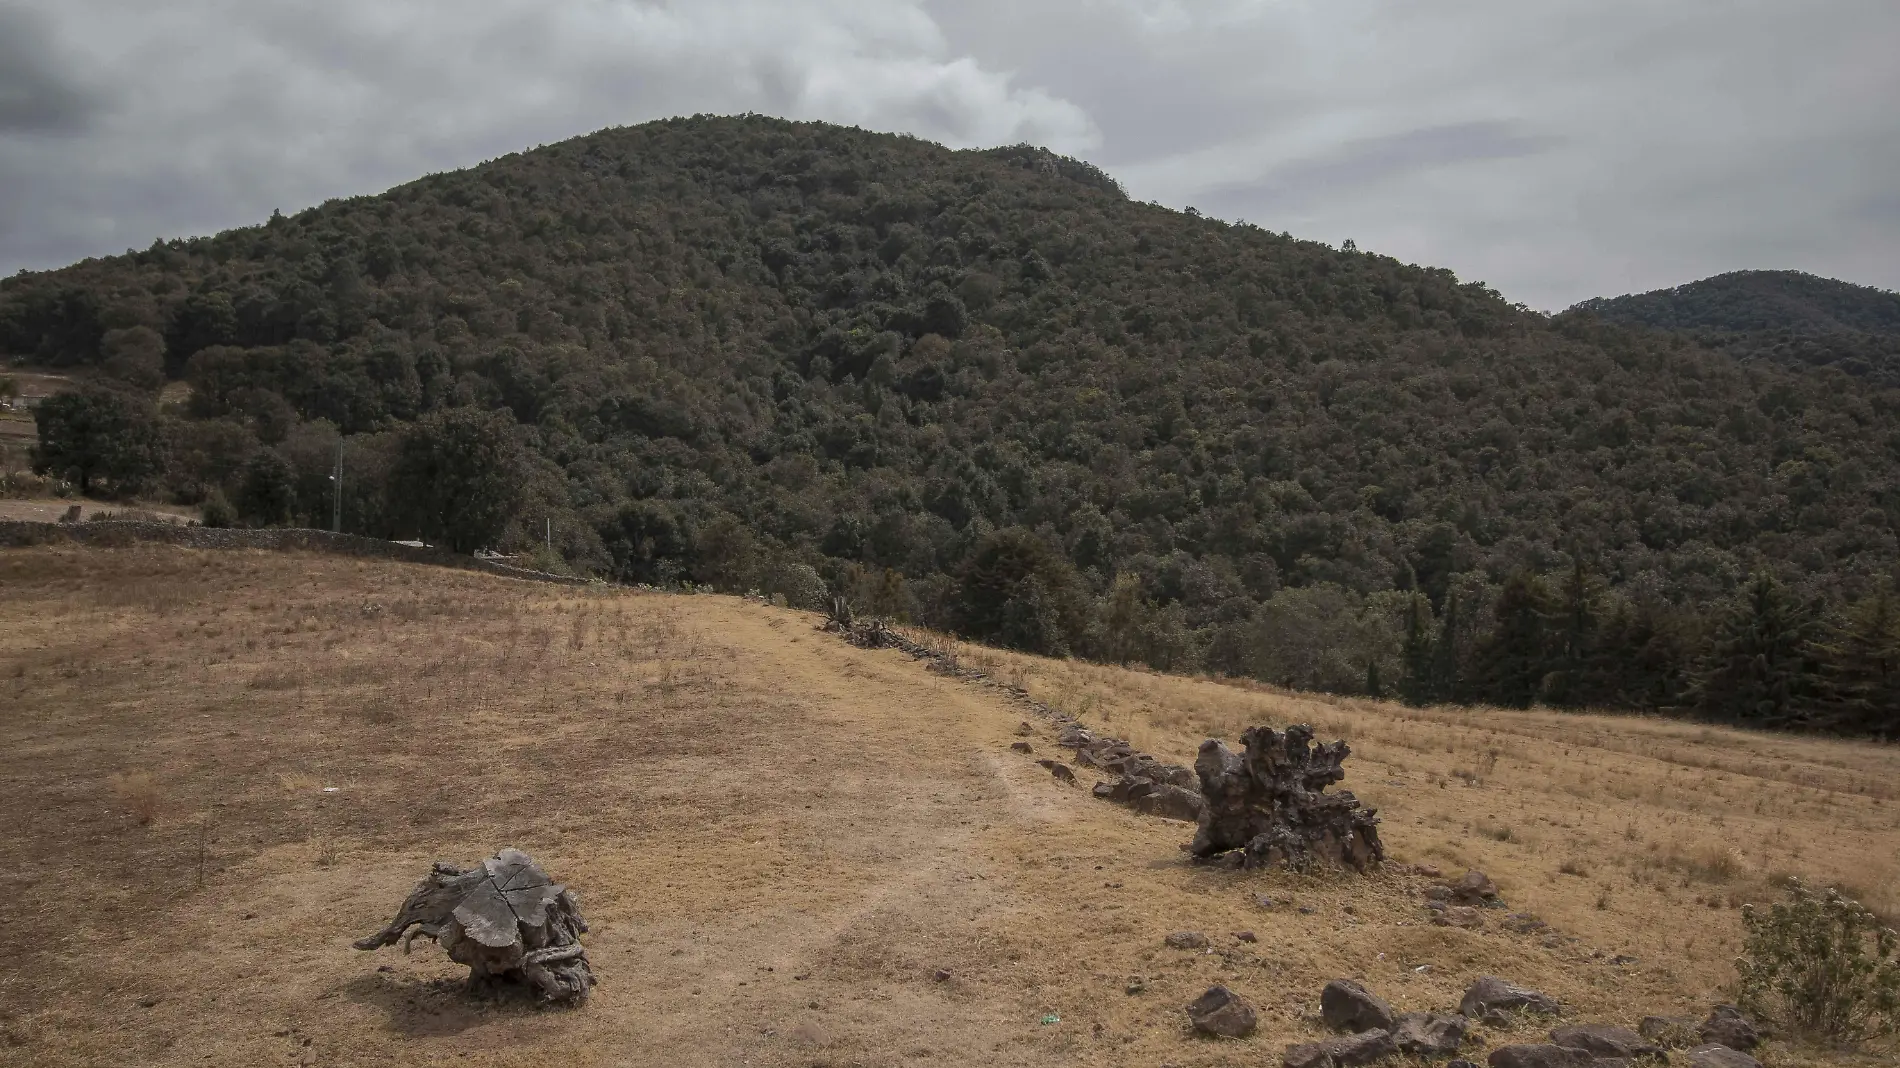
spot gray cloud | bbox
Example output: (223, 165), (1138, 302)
(2, 0), (1897, 309)
(0, 5), (105, 134)
(1197, 121), (1562, 215)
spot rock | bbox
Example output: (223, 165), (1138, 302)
(1503, 913), (1550, 934)
(1284, 1031), (1402, 1068)
(1234, 930), (1258, 943)
(932, 968), (951, 982)
(1450, 870), (1501, 906)
(1130, 781), (1207, 822)
(1010, 741), (1033, 753)
(1685, 1047), (1760, 1068)
(1189, 724), (1385, 872)
(1460, 977), (1560, 1024)
(1321, 979), (1397, 1033)
(1486, 1044), (1593, 1068)
(1331, 1029), (1400, 1066)
(1035, 759), (1077, 784)
(1015, 721), (1034, 736)
(1165, 930), (1210, 950)
(1549, 1024), (1662, 1060)
(1636, 1016), (1698, 1048)
(135, 995), (162, 1008)
(1433, 906), (1485, 929)
(1696, 1007), (1758, 1052)
(1285, 1042), (1335, 1068)
(1424, 886), (1455, 902)
(1186, 984), (1258, 1038)
(1393, 1011), (1469, 1057)
(1056, 725), (1095, 748)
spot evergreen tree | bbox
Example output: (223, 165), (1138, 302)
(234, 448), (297, 527)
(1814, 585), (1900, 738)
(1694, 571), (1826, 729)
(1399, 593), (1437, 706)
(1433, 588), (1465, 704)
(1475, 569), (1554, 708)
(1542, 556), (1602, 708)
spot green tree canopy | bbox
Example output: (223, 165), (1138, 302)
(389, 406), (528, 553)
(32, 386), (167, 495)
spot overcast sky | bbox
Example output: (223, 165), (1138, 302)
(2, 0), (1895, 309)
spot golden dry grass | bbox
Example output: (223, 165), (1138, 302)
(1, 544), (1896, 1067)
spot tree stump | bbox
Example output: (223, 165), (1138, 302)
(354, 848), (595, 1003)
(1189, 724), (1385, 871)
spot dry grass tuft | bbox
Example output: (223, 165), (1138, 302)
(108, 771), (161, 826)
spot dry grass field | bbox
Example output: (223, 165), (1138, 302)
(2, 544), (1896, 1067)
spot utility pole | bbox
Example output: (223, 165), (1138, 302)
(330, 439), (345, 532)
(545, 517), (552, 556)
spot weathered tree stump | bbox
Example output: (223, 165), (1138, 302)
(1189, 724), (1384, 871)
(354, 848), (595, 1004)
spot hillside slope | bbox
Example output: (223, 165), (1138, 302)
(1567, 270), (1900, 385)
(3, 546), (1895, 1066)
(5, 116), (1900, 711)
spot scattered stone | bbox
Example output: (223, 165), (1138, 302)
(1549, 1024), (1662, 1060)
(1424, 886), (1455, 903)
(1126, 977), (1147, 995)
(1433, 906), (1485, 929)
(1445, 870), (1502, 907)
(1608, 955), (1637, 966)
(1035, 759), (1077, 784)
(1254, 894), (1276, 909)
(1486, 1044), (1594, 1068)
(1015, 721), (1034, 736)
(353, 848), (594, 1003)
(1321, 979), (1396, 1033)
(1190, 724), (1385, 871)
(1010, 741), (1033, 754)
(932, 969), (952, 982)
(1695, 1007), (1758, 1052)
(136, 995), (162, 1008)
(1165, 931), (1210, 950)
(1685, 1046), (1760, 1068)
(1502, 913), (1550, 934)
(1459, 977), (1560, 1027)
(1234, 930), (1258, 943)
(1298, 905), (1318, 915)
(1093, 775), (1206, 822)
(1284, 1041), (1334, 1068)
(1331, 1029), (1400, 1066)
(1186, 985), (1258, 1038)
(1636, 1016), (1698, 1048)
(1413, 864), (1444, 877)
(1393, 1011), (1469, 1057)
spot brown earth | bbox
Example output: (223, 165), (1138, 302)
(1, 545), (1895, 1067)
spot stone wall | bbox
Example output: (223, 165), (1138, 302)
(0, 520), (593, 586)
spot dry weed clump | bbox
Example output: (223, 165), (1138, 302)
(108, 771), (161, 826)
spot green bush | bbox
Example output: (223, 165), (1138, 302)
(1736, 879), (1900, 1045)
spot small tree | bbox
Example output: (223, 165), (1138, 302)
(389, 406), (528, 553)
(235, 449), (297, 527)
(1815, 586), (1900, 738)
(33, 386), (167, 495)
(1399, 593), (1437, 706)
(1476, 570), (1554, 708)
(1737, 880), (1899, 1046)
(1696, 571), (1825, 729)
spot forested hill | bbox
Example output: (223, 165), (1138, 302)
(6, 115), (1900, 734)
(1566, 270), (1900, 385)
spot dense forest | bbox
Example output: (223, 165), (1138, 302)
(5, 115), (1899, 736)
(1567, 270), (1900, 387)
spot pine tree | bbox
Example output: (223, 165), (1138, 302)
(1399, 593), (1436, 706)
(1542, 556), (1601, 708)
(1694, 571), (1825, 729)
(1814, 585), (1900, 738)
(1475, 570), (1554, 709)
(1433, 588), (1465, 704)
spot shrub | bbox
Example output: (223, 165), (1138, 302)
(1736, 878), (1900, 1045)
